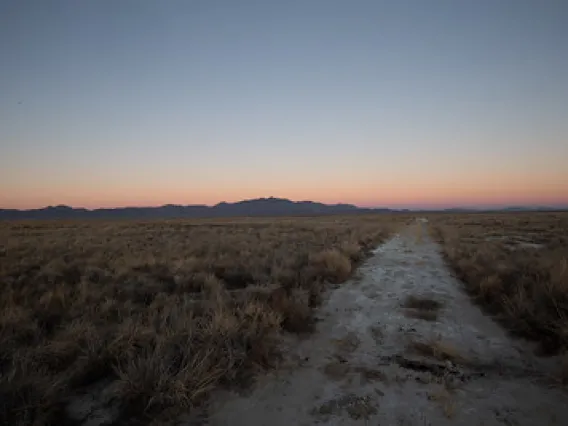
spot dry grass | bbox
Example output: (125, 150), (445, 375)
(0, 215), (403, 425)
(332, 332), (362, 355)
(428, 386), (455, 419)
(403, 309), (439, 322)
(431, 212), (568, 358)
(311, 393), (378, 421)
(403, 295), (443, 311)
(408, 339), (465, 364)
(402, 295), (443, 321)
(354, 366), (388, 383)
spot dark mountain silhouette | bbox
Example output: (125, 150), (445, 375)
(2, 199), (565, 221)
(0, 197), (391, 220)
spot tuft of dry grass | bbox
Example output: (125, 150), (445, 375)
(431, 212), (568, 360)
(311, 393), (378, 421)
(403, 309), (439, 322)
(332, 332), (362, 355)
(0, 215), (404, 424)
(403, 295), (443, 311)
(408, 339), (466, 364)
(354, 366), (388, 383)
(402, 295), (444, 321)
(428, 387), (455, 419)
(310, 249), (352, 283)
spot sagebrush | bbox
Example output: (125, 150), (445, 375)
(0, 215), (402, 425)
(431, 212), (568, 357)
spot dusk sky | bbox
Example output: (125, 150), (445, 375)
(1, 0), (567, 209)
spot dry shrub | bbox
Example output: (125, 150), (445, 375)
(432, 212), (568, 357)
(310, 249), (352, 283)
(0, 214), (404, 424)
(267, 287), (313, 333)
(339, 241), (364, 262)
(112, 299), (281, 417)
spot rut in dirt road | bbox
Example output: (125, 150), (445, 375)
(205, 221), (568, 426)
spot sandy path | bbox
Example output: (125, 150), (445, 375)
(205, 221), (568, 426)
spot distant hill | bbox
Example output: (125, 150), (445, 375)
(440, 206), (568, 214)
(2, 198), (566, 221)
(0, 197), (391, 220)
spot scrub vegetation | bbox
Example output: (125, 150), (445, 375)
(3, 211), (567, 424)
(0, 215), (403, 425)
(432, 212), (568, 362)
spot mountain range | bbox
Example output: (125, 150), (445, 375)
(0, 197), (387, 220)
(0, 197), (565, 220)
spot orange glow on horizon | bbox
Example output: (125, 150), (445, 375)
(2, 183), (567, 210)
(2, 164), (567, 210)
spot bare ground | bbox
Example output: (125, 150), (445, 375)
(203, 221), (568, 426)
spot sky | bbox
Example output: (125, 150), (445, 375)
(1, 0), (567, 210)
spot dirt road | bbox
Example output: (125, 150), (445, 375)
(206, 221), (568, 426)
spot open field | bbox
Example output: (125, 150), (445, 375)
(0, 215), (404, 425)
(431, 212), (568, 360)
(2, 212), (567, 425)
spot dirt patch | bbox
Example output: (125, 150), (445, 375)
(322, 360), (350, 381)
(369, 325), (384, 344)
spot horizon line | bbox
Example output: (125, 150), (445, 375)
(2, 196), (568, 212)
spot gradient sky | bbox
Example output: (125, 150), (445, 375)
(1, 0), (567, 209)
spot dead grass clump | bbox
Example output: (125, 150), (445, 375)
(267, 287), (314, 333)
(408, 339), (465, 364)
(403, 295), (443, 312)
(428, 386), (456, 419)
(339, 241), (364, 262)
(404, 309), (439, 321)
(402, 295), (443, 321)
(310, 248), (352, 283)
(354, 366), (388, 383)
(0, 214), (403, 424)
(333, 332), (362, 355)
(311, 393), (378, 421)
